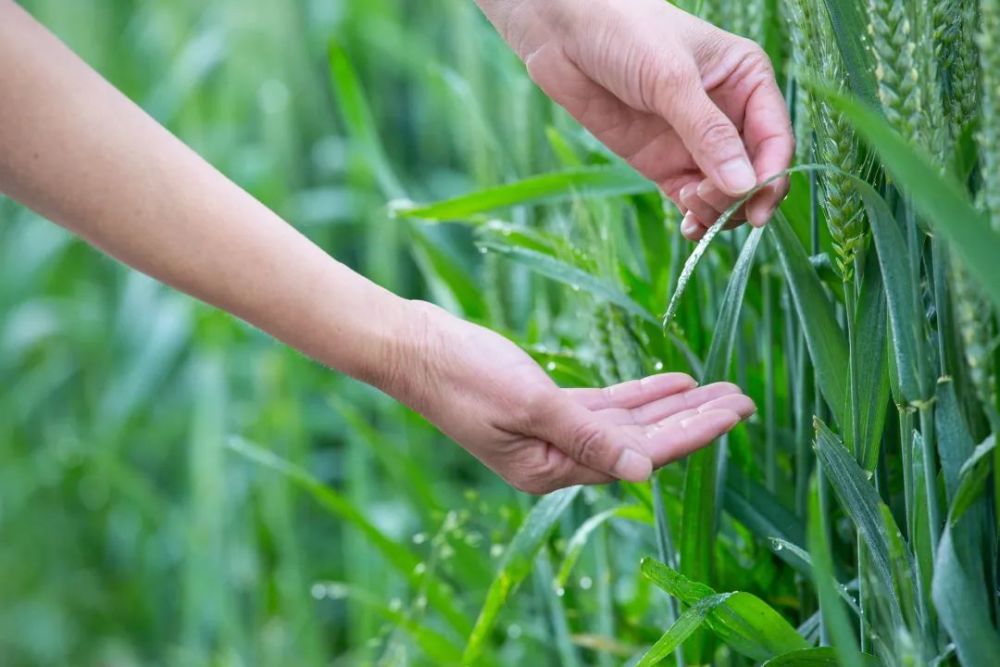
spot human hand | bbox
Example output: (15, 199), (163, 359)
(477, 0), (794, 241)
(384, 301), (755, 494)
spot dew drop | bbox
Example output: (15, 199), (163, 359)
(545, 361), (557, 371)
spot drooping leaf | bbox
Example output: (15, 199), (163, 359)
(463, 487), (581, 664)
(678, 228), (765, 660)
(635, 593), (735, 667)
(640, 558), (810, 661)
(477, 240), (656, 324)
(395, 166), (655, 221)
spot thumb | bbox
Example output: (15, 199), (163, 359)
(656, 76), (757, 197)
(531, 393), (652, 482)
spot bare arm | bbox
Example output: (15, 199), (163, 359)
(0, 0), (408, 387)
(0, 0), (755, 493)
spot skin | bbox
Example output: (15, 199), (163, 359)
(478, 0), (795, 240)
(0, 0), (790, 494)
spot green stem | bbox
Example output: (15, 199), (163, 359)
(651, 473), (685, 667)
(764, 267), (777, 492)
(843, 281), (868, 652)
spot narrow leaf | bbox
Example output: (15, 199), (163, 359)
(395, 166), (655, 221)
(463, 487), (581, 664)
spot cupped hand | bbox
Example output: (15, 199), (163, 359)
(387, 302), (754, 494)
(478, 0), (794, 240)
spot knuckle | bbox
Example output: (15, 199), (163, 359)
(508, 473), (552, 496)
(516, 387), (554, 430)
(569, 421), (606, 468)
(697, 120), (739, 153)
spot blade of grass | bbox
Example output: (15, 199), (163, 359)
(640, 558), (810, 661)
(807, 477), (866, 667)
(678, 227), (764, 661)
(463, 486), (581, 665)
(394, 166), (656, 221)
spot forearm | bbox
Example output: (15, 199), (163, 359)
(0, 1), (410, 388)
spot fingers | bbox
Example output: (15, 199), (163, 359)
(566, 372), (697, 410)
(654, 79), (757, 198)
(531, 392), (653, 482)
(741, 63), (794, 226)
(628, 381), (746, 425)
(640, 408), (744, 466)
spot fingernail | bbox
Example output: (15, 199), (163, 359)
(718, 158), (757, 195)
(681, 213), (700, 236)
(748, 202), (771, 227)
(614, 448), (652, 482)
(696, 180), (713, 198)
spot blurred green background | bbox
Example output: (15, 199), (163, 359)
(0, 1), (564, 664)
(0, 1), (803, 666)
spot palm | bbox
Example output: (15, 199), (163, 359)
(412, 308), (754, 494)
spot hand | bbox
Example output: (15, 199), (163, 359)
(385, 302), (755, 494)
(478, 0), (794, 241)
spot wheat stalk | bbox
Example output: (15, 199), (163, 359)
(980, 0), (1000, 232)
(868, 0), (924, 145)
(788, 0), (866, 281)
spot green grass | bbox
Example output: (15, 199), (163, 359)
(1, 0), (998, 665)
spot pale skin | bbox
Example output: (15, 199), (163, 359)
(0, 0), (792, 494)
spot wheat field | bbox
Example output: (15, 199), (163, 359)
(1, 0), (998, 665)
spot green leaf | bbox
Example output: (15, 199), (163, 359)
(855, 178), (929, 403)
(812, 420), (906, 625)
(463, 487), (581, 665)
(814, 85), (1000, 310)
(932, 523), (1000, 666)
(762, 647), (879, 666)
(408, 226), (488, 319)
(678, 228), (765, 661)
(636, 593), (735, 667)
(640, 558), (810, 661)
(394, 166), (655, 221)
(328, 42), (404, 200)
(819, 0), (880, 110)
(771, 213), (849, 429)
(227, 437), (472, 636)
(724, 462), (808, 560)
(950, 436), (996, 523)
(853, 251), (890, 470)
(555, 504), (650, 589)
(311, 581), (464, 664)
(477, 241), (656, 324)
(807, 478), (867, 667)
(935, 379), (979, 502)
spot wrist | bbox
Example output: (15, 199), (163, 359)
(476, 0), (577, 60)
(354, 297), (441, 409)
